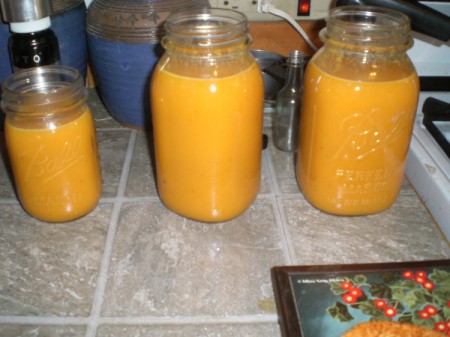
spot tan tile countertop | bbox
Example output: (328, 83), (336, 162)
(0, 89), (449, 337)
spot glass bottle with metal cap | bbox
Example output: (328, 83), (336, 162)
(273, 50), (305, 152)
(0, 0), (60, 72)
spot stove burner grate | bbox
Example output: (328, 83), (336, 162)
(422, 97), (450, 159)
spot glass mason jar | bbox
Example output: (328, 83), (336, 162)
(296, 6), (419, 216)
(2, 65), (102, 222)
(151, 8), (264, 222)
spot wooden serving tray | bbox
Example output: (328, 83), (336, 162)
(271, 260), (450, 337)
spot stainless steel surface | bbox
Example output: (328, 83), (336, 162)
(0, 0), (52, 22)
(251, 49), (286, 101)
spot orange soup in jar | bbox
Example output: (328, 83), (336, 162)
(151, 9), (264, 222)
(296, 6), (419, 215)
(2, 66), (102, 222)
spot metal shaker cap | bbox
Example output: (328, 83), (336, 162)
(0, 0), (52, 23)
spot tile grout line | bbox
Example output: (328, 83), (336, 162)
(98, 314), (279, 325)
(0, 314), (278, 326)
(274, 197), (299, 265)
(261, 148), (276, 199)
(263, 147), (297, 265)
(84, 130), (138, 337)
(0, 316), (90, 325)
(266, 158), (283, 198)
(261, 150), (292, 265)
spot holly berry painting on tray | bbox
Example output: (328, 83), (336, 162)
(326, 268), (450, 335)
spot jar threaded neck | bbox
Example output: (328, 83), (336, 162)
(163, 8), (249, 52)
(1, 65), (85, 116)
(321, 6), (413, 51)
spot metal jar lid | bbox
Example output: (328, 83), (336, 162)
(0, 0), (52, 22)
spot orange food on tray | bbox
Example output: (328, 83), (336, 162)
(342, 321), (444, 337)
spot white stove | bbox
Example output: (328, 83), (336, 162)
(406, 92), (450, 240)
(405, 1), (450, 241)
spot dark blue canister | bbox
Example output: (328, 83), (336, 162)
(52, 1), (88, 79)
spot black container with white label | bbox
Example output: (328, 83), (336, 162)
(8, 17), (60, 71)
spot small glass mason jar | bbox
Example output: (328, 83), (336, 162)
(2, 65), (102, 222)
(151, 8), (264, 222)
(296, 6), (420, 216)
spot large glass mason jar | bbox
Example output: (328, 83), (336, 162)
(151, 8), (264, 222)
(2, 65), (102, 222)
(296, 6), (420, 216)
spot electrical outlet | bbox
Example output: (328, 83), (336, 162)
(208, 0), (263, 20)
(209, 0), (333, 21)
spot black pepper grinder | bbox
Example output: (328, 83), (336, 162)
(0, 0), (60, 72)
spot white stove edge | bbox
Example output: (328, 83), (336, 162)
(406, 92), (450, 242)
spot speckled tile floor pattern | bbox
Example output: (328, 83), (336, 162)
(0, 89), (449, 337)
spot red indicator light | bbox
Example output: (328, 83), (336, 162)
(298, 0), (310, 16)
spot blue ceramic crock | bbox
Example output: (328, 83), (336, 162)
(0, 20), (11, 87)
(87, 36), (163, 127)
(51, 1), (88, 79)
(0, 21), (8, 129)
(86, 0), (210, 128)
